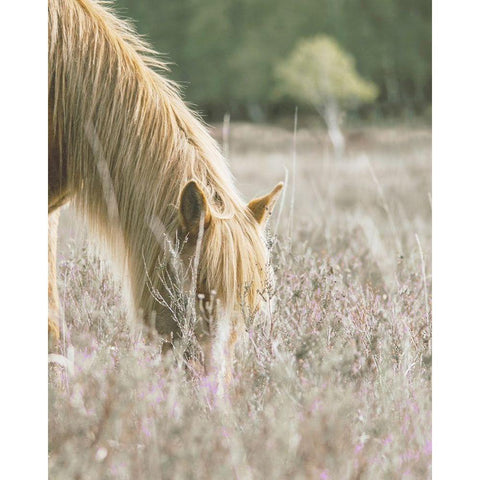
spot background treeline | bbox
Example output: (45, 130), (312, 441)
(116, 0), (431, 122)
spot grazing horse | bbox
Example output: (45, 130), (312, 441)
(48, 0), (282, 383)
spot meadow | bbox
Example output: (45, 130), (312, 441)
(49, 121), (431, 479)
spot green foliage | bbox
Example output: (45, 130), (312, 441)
(275, 36), (378, 109)
(114, 0), (431, 119)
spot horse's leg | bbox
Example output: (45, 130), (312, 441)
(49, 98), (69, 349)
(204, 316), (236, 395)
(48, 209), (61, 350)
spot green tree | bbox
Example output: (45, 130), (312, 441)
(275, 35), (378, 156)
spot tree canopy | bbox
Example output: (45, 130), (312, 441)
(275, 36), (378, 109)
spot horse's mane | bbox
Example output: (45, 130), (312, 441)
(49, 0), (267, 319)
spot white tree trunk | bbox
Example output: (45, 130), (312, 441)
(321, 100), (345, 159)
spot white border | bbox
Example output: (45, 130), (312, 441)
(1, 1), (47, 478)
(433, 0), (480, 478)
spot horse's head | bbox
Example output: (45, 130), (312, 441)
(177, 179), (283, 337)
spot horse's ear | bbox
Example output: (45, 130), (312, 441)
(179, 180), (211, 235)
(247, 182), (284, 226)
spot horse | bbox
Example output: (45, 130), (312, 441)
(48, 0), (283, 384)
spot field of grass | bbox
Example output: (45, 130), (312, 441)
(49, 122), (431, 479)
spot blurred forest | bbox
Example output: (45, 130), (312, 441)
(115, 0), (431, 122)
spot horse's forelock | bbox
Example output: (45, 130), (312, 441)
(198, 211), (268, 319)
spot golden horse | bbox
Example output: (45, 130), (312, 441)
(49, 0), (282, 383)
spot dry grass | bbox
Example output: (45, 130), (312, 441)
(49, 122), (431, 479)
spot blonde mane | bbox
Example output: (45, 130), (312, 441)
(48, 0), (269, 327)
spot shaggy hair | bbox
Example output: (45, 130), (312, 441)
(48, 0), (272, 334)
